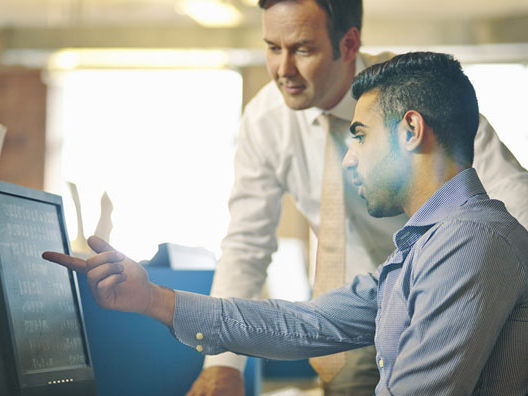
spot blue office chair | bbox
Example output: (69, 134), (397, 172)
(77, 266), (262, 396)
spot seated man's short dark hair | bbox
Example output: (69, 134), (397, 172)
(351, 52), (480, 165)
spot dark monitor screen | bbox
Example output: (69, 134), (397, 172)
(0, 180), (96, 396)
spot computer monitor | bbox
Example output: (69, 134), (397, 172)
(0, 180), (96, 396)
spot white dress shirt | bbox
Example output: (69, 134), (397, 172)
(204, 52), (528, 371)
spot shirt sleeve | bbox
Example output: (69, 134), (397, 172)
(473, 115), (528, 229)
(204, 106), (285, 369)
(172, 272), (378, 360)
(379, 221), (526, 396)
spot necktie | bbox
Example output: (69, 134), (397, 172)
(309, 113), (347, 382)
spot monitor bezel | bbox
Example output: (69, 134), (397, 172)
(0, 180), (96, 394)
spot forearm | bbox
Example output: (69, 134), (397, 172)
(172, 280), (376, 360)
(172, 292), (345, 360)
(145, 283), (175, 327)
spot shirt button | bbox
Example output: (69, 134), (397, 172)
(196, 332), (204, 340)
(196, 345), (203, 352)
(379, 358), (384, 368)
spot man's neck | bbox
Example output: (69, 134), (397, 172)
(404, 157), (468, 217)
(320, 62), (356, 111)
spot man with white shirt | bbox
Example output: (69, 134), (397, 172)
(182, 0), (528, 395)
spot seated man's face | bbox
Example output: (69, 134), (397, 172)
(262, 0), (355, 110)
(343, 90), (410, 218)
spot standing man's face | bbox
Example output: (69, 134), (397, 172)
(343, 91), (410, 218)
(262, 0), (358, 110)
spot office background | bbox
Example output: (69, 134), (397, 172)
(0, 0), (527, 261)
(0, 0), (527, 394)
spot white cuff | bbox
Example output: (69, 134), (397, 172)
(203, 352), (247, 372)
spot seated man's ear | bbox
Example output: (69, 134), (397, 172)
(399, 110), (426, 152)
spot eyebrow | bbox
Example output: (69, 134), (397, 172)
(263, 38), (314, 47)
(350, 122), (366, 135)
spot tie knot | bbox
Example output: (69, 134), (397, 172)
(317, 113), (332, 134)
(318, 113), (349, 138)
(318, 114), (349, 155)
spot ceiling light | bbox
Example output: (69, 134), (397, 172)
(48, 49), (230, 70)
(175, 0), (243, 27)
(240, 0), (258, 6)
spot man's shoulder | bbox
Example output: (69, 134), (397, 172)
(411, 198), (528, 281)
(455, 198), (519, 230)
(238, 81), (308, 149)
(437, 198), (528, 255)
(359, 51), (397, 68)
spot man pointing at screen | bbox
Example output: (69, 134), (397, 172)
(44, 51), (528, 396)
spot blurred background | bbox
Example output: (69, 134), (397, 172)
(0, 0), (527, 284)
(0, 2), (527, 394)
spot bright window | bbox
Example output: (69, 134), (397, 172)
(47, 68), (242, 261)
(464, 63), (528, 169)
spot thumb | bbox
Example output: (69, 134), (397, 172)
(87, 235), (116, 254)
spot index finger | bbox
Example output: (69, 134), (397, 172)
(42, 251), (88, 274)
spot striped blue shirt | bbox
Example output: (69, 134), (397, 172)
(172, 168), (528, 395)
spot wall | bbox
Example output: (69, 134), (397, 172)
(0, 67), (46, 190)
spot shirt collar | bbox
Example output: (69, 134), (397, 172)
(305, 53), (366, 126)
(394, 168), (487, 250)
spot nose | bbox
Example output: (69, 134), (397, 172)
(342, 145), (358, 171)
(278, 52), (297, 78)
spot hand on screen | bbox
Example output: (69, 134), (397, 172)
(42, 235), (151, 315)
